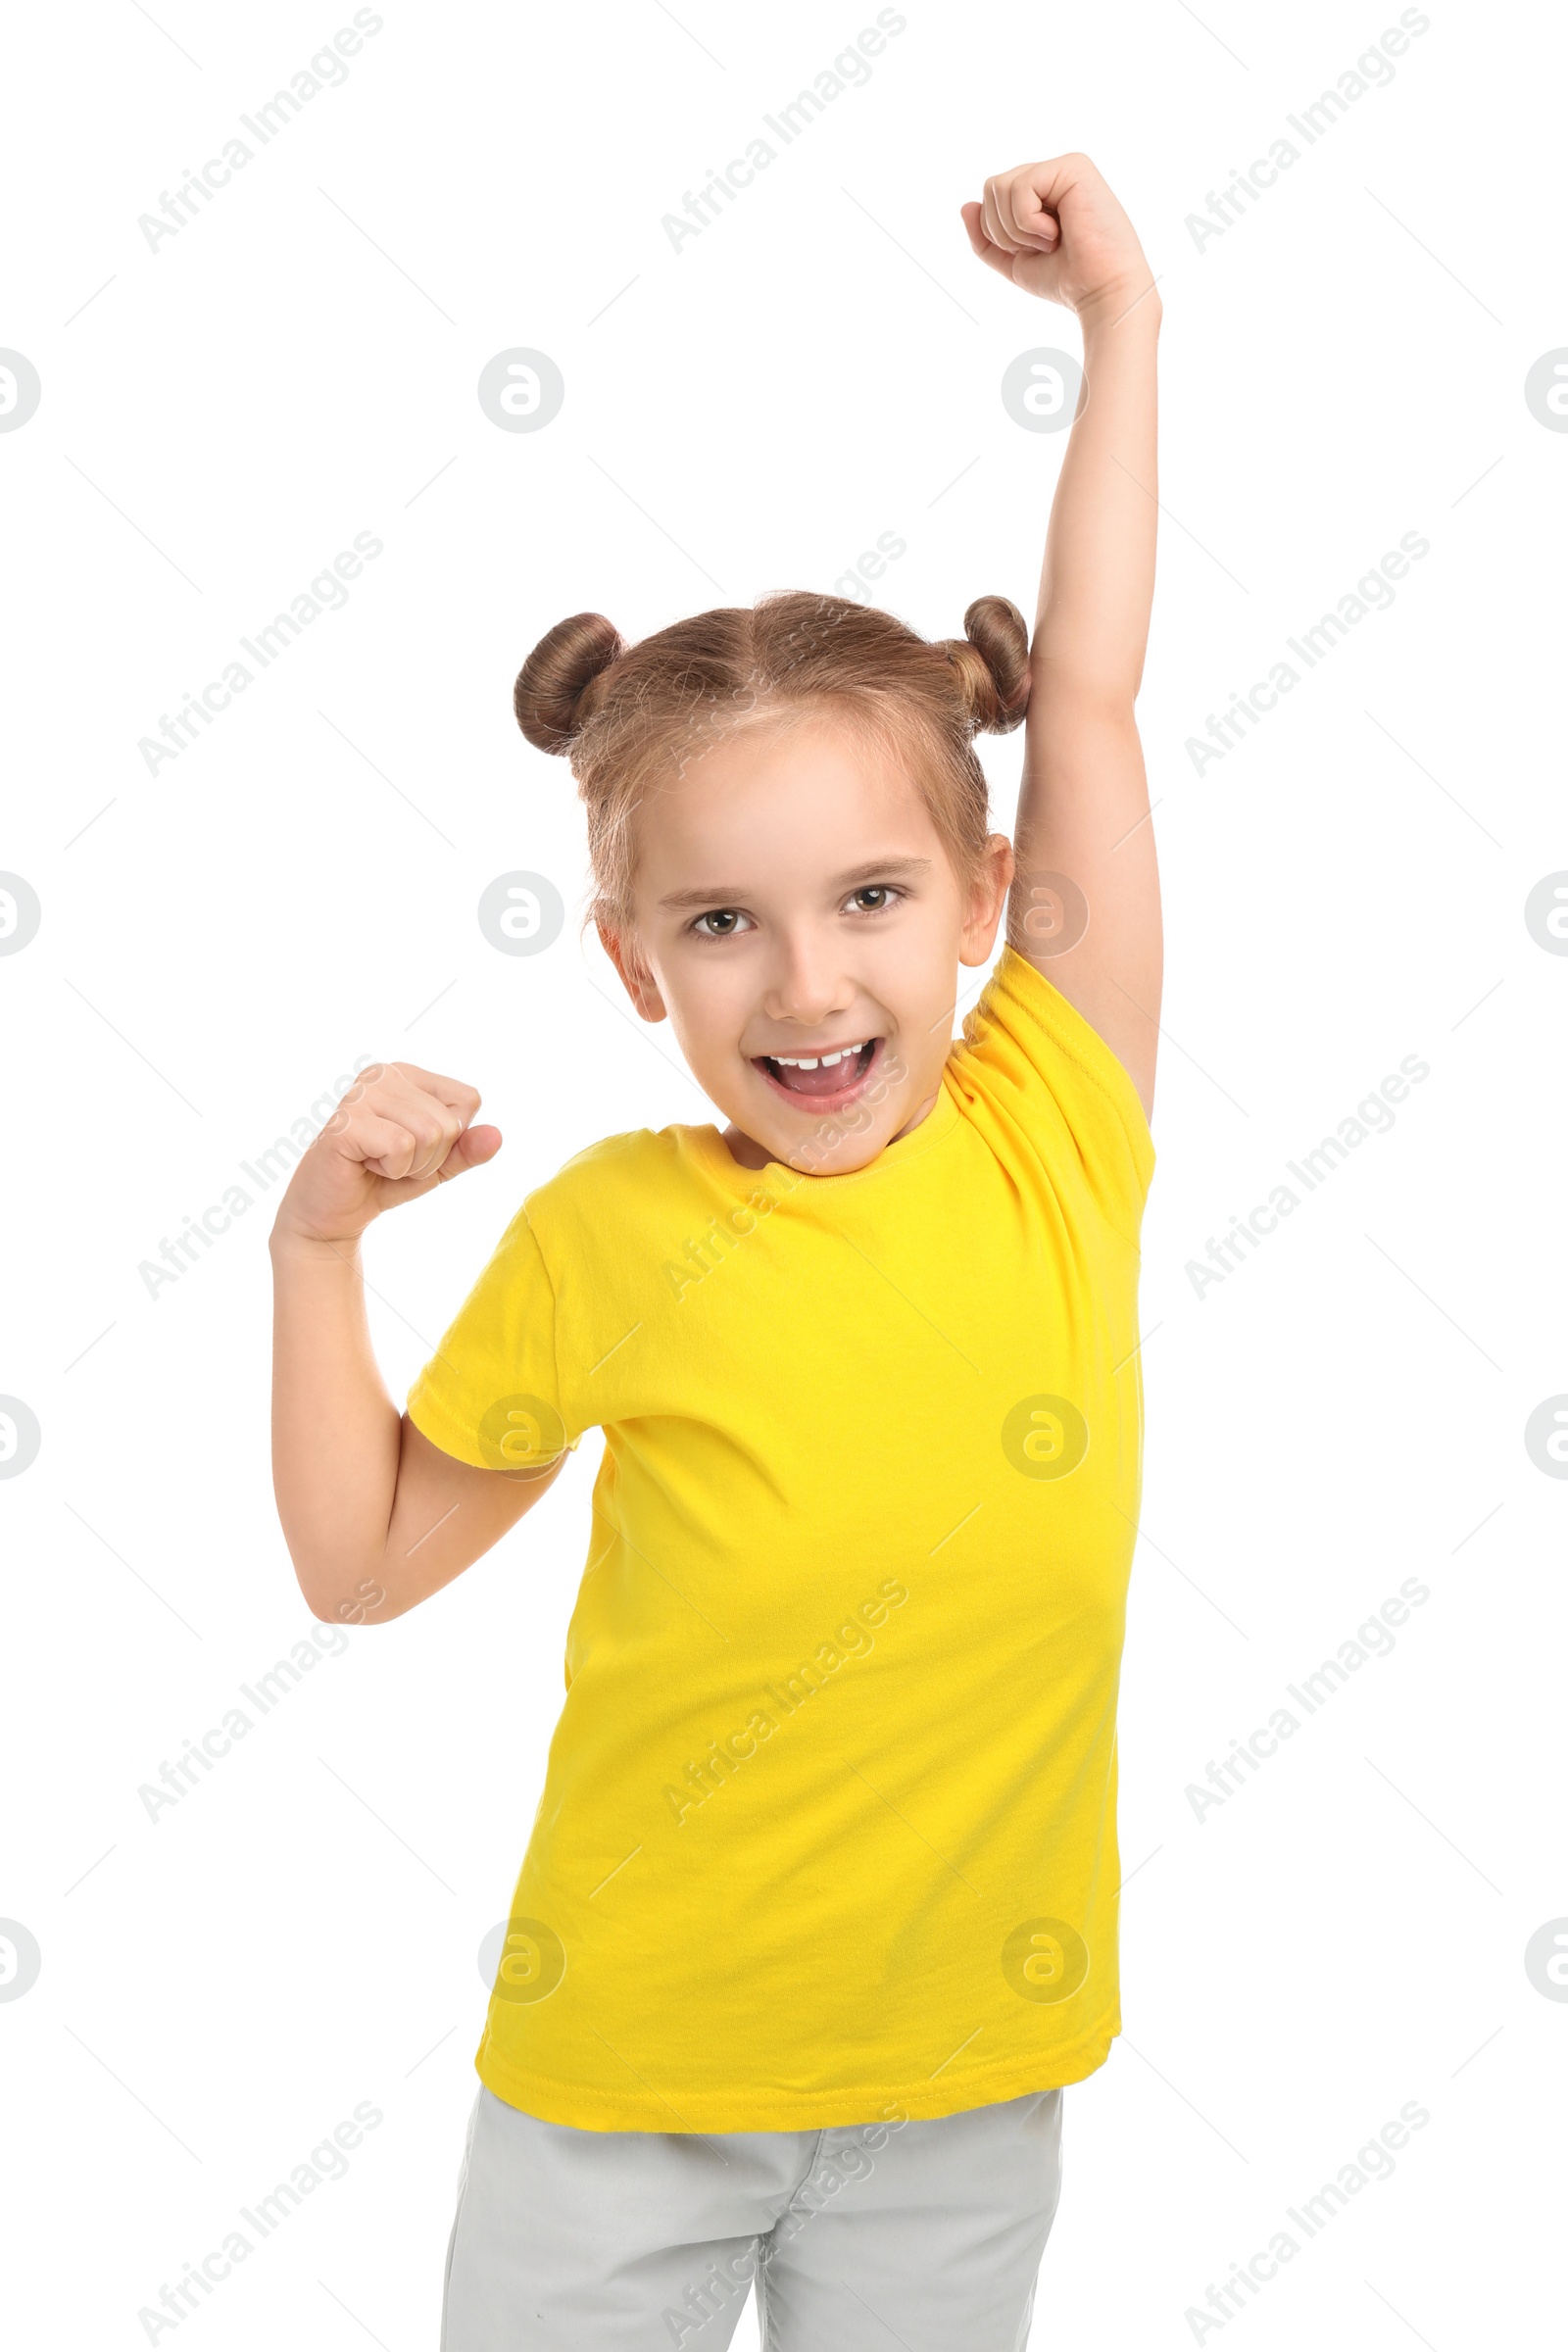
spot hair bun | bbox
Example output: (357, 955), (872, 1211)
(943, 595), (1031, 735)
(514, 612), (626, 754)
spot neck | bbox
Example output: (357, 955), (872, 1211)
(719, 1084), (939, 1177)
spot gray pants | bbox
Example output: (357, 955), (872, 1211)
(441, 2082), (1064, 2350)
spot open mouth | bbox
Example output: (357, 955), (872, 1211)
(753, 1037), (883, 1103)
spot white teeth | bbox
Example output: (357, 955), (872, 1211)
(769, 1040), (865, 1068)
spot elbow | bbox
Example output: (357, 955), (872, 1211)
(298, 1567), (396, 1628)
(1028, 661), (1144, 731)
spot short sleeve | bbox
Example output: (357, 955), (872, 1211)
(950, 945), (1155, 1222)
(405, 1205), (573, 1474)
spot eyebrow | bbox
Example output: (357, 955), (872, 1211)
(656, 856), (933, 911)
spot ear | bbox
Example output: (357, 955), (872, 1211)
(957, 834), (1014, 967)
(598, 920), (667, 1021)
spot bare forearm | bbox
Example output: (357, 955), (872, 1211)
(270, 1231), (402, 1613)
(1032, 291), (1161, 713)
(267, 1059), (551, 1623)
(962, 151), (1164, 1114)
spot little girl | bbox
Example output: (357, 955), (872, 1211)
(271, 152), (1161, 2351)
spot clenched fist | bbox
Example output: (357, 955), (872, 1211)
(960, 153), (1154, 322)
(272, 1061), (501, 1248)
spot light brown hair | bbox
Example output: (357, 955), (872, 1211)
(514, 591), (1030, 936)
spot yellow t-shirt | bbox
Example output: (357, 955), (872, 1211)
(407, 944), (1154, 2132)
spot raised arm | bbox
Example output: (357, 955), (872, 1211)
(962, 153), (1163, 1119)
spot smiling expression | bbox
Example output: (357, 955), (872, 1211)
(601, 713), (1012, 1174)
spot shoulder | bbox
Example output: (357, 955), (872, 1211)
(950, 946), (1155, 1205)
(524, 1123), (711, 1240)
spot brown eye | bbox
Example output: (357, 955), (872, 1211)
(693, 908), (749, 937)
(850, 886), (895, 912)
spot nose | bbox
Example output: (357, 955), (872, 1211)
(761, 923), (858, 1031)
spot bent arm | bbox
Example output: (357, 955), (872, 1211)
(270, 1230), (563, 1624)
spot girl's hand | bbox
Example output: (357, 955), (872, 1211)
(271, 1061), (500, 1249)
(960, 153), (1154, 324)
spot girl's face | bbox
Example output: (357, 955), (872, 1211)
(604, 713), (1011, 1174)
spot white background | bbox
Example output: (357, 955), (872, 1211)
(3, 0), (1565, 2344)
